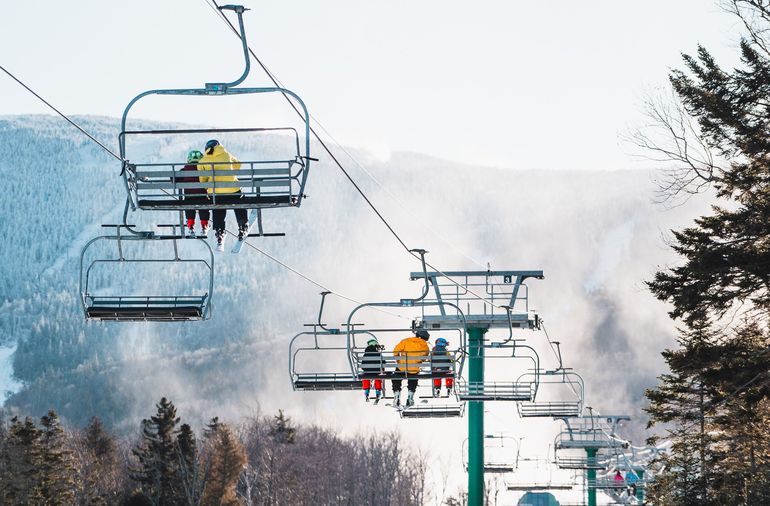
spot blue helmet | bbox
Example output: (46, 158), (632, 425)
(435, 337), (448, 347)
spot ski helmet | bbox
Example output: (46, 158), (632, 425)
(187, 150), (203, 163)
(204, 139), (220, 153)
(415, 329), (430, 339)
(435, 337), (448, 347)
(367, 338), (379, 347)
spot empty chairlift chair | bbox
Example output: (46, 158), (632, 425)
(79, 226), (214, 321)
(455, 340), (540, 401)
(554, 415), (630, 470)
(517, 369), (585, 418)
(289, 292), (364, 391)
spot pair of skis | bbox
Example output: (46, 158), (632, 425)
(230, 208), (285, 254)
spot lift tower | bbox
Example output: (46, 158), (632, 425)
(410, 269), (543, 506)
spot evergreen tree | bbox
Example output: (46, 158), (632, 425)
(269, 410), (296, 444)
(176, 423), (202, 505)
(38, 410), (76, 505)
(643, 2), (770, 502)
(130, 397), (182, 505)
(1, 416), (43, 504)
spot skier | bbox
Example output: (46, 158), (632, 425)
(361, 338), (385, 404)
(613, 470), (625, 488)
(197, 139), (249, 251)
(625, 470), (638, 497)
(391, 329), (430, 408)
(179, 150), (210, 237)
(431, 337), (454, 397)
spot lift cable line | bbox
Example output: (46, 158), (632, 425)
(204, 0), (509, 310)
(0, 64), (406, 322)
(224, 229), (411, 321)
(0, 64), (125, 163)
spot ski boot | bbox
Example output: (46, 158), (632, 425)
(432, 386), (441, 398)
(186, 226), (196, 238)
(215, 228), (226, 252)
(200, 224), (209, 238)
(364, 389), (370, 403)
(393, 391), (401, 407)
(374, 390), (382, 405)
(237, 222), (249, 241)
(406, 391), (415, 408)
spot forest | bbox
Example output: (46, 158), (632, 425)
(0, 399), (431, 506)
(639, 1), (770, 504)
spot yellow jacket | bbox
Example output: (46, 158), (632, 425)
(393, 337), (430, 374)
(197, 145), (241, 194)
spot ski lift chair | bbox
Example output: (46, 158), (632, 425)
(79, 226), (213, 321)
(119, 5), (312, 233)
(289, 327), (372, 391)
(455, 340), (540, 401)
(462, 435), (521, 474)
(517, 369), (585, 418)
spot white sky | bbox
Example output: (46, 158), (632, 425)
(0, 0), (742, 170)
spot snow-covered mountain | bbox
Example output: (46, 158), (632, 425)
(0, 114), (711, 442)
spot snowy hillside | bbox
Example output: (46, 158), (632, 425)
(0, 114), (711, 439)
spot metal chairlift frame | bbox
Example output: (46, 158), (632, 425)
(516, 347), (585, 418)
(79, 225), (214, 321)
(461, 435), (521, 474)
(344, 250), (469, 383)
(118, 5), (312, 224)
(555, 414), (631, 451)
(408, 268), (544, 330)
(289, 292), (374, 391)
(455, 339), (541, 401)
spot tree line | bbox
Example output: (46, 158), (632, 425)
(640, 1), (770, 504)
(0, 398), (428, 505)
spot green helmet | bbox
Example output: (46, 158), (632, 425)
(187, 150), (203, 163)
(367, 338), (379, 347)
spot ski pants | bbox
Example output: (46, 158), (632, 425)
(362, 379), (383, 391)
(392, 370), (418, 393)
(433, 377), (454, 389)
(211, 193), (248, 231)
(184, 208), (211, 222)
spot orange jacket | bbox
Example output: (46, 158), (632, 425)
(393, 337), (430, 374)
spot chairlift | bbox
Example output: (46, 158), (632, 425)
(408, 268), (544, 330)
(345, 250), (468, 383)
(289, 292), (368, 391)
(399, 399), (465, 419)
(455, 340), (540, 401)
(462, 435), (521, 474)
(517, 368), (585, 418)
(79, 225), (213, 321)
(555, 415), (630, 451)
(119, 5), (312, 233)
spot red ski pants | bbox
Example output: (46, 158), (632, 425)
(362, 379), (383, 391)
(433, 378), (454, 388)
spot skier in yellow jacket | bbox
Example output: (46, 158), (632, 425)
(197, 139), (249, 251)
(391, 329), (430, 407)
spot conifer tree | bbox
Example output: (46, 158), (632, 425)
(1, 416), (43, 504)
(38, 410), (76, 505)
(79, 416), (122, 505)
(642, 2), (770, 503)
(176, 423), (203, 505)
(130, 397), (182, 505)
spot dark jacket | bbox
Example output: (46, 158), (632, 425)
(431, 345), (453, 372)
(179, 163), (206, 195)
(361, 344), (384, 374)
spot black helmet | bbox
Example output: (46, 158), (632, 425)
(415, 329), (430, 339)
(204, 139), (220, 153)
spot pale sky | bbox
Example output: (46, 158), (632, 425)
(0, 1), (742, 170)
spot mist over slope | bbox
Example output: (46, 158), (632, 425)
(0, 115), (710, 445)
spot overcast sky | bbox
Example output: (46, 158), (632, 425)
(0, 0), (743, 170)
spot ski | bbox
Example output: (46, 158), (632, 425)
(231, 209), (259, 254)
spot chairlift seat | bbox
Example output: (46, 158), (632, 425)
(456, 380), (536, 402)
(400, 403), (463, 419)
(292, 373), (362, 391)
(518, 401), (582, 418)
(555, 456), (608, 470)
(483, 464), (515, 474)
(84, 295), (208, 322)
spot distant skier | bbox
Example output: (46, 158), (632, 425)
(431, 337), (454, 397)
(361, 338), (385, 404)
(391, 329), (430, 407)
(197, 139), (249, 251)
(613, 470), (624, 487)
(179, 150), (210, 238)
(625, 470), (638, 497)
